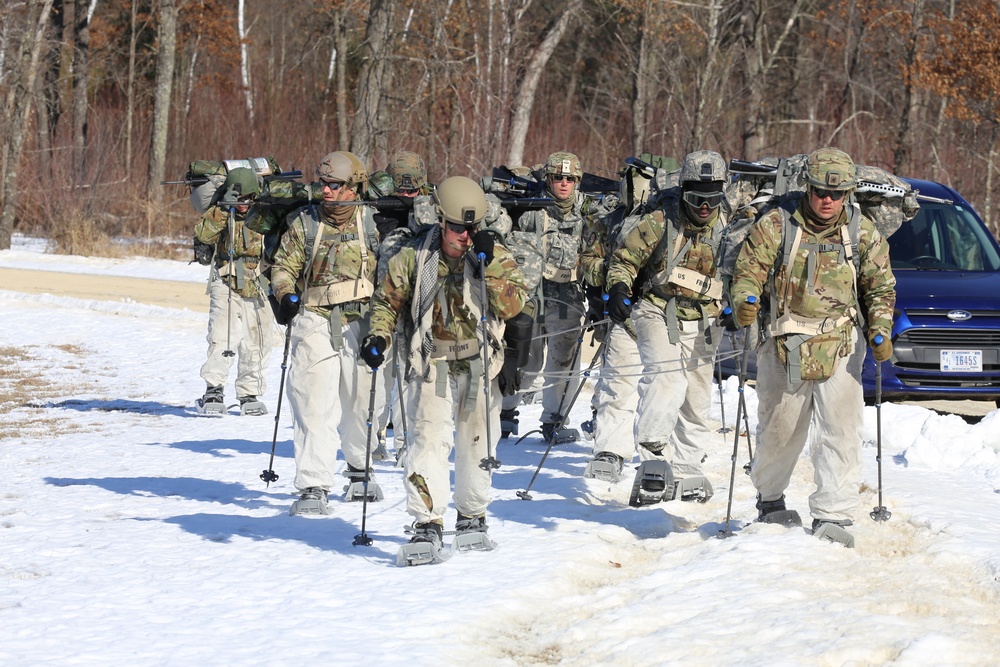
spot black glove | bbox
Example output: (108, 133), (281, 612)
(278, 294), (300, 323)
(497, 356), (521, 397)
(193, 239), (214, 266)
(606, 282), (633, 324)
(471, 230), (495, 267)
(360, 335), (388, 369)
(719, 306), (740, 332)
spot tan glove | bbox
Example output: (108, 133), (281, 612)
(735, 297), (760, 328)
(869, 331), (893, 362)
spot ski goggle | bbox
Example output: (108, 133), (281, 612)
(811, 187), (847, 201)
(682, 190), (724, 209)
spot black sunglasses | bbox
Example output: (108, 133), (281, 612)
(445, 221), (474, 234)
(682, 190), (724, 208)
(320, 179), (344, 191)
(551, 175), (578, 183)
(811, 187), (847, 201)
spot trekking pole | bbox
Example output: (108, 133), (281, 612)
(260, 296), (298, 487)
(516, 332), (610, 500)
(476, 253), (501, 472)
(392, 342), (411, 467)
(353, 365), (380, 547)
(222, 207), (236, 358)
(870, 337), (891, 522)
(720, 298), (755, 537)
(734, 328), (754, 473)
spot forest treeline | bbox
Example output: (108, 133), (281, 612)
(1, 0), (998, 256)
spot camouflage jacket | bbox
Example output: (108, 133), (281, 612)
(731, 202), (895, 379)
(503, 190), (604, 292)
(270, 204), (380, 324)
(607, 195), (727, 320)
(369, 228), (529, 377)
(194, 205), (267, 299)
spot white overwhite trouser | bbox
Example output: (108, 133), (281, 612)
(287, 309), (386, 492)
(375, 347), (404, 441)
(632, 299), (719, 477)
(200, 276), (274, 397)
(592, 324), (641, 460)
(404, 363), (500, 525)
(751, 327), (865, 523)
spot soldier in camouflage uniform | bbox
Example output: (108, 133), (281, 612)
(500, 151), (604, 443)
(605, 151), (731, 503)
(194, 167), (275, 415)
(270, 151), (387, 516)
(364, 176), (530, 551)
(731, 148), (895, 533)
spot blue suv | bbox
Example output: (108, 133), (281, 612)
(865, 177), (1000, 404)
(719, 177), (1000, 405)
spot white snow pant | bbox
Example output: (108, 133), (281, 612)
(592, 324), (641, 461)
(200, 277), (274, 398)
(404, 363), (501, 525)
(751, 328), (865, 523)
(287, 309), (386, 492)
(632, 299), (719, 477)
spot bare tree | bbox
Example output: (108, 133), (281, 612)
(350, 0), (394, 164)
(72, 0), (97, 175)
(148, 0), (179, 206)
(1, 0), (55, 250)
(506, 0), (581, 166)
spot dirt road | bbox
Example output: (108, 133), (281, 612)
(0, 267), (208, 312)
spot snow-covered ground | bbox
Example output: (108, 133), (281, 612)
(2, 234), (999, 665)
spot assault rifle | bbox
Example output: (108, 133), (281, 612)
(162, 170), (302, 187)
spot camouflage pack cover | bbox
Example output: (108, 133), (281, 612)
(367, 170), (395, 199)
(190, 174), (227, 215)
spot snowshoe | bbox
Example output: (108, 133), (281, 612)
(453, 514), (495, 553)
(397, 523), (449, 566)
(583, 451), (625, 483)
(289, 487), (332, 516)
(756, 495), (802, 527)
(628, 460), (674, 507)
(196, 385), (225, 416)
(500, 408), (519, 439)
(371, 431), (390, 461)
(812, 519), (855, 548)
(666, 476), (714, 503)
(239, 395), (267, 416)
(541, 421), (579, 444)
(342, 465), (384, 502)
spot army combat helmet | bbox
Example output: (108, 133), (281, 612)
(387, 151), (427, 194)
(317, 151), (368, 192)
(679, 150), (727, 210)
(220, 167), (260, 203)
(803, 147), (857, 191)
(543, 151), (582, 180)
(434, 176), (488, 226)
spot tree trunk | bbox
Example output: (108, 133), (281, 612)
(891, 0), (924, 175)
(1, 0), (55, 250)
(506, 0), (581, 167)
(71, 0), (95, 176)
(631, 6), (650, 155)
(350, 0), (394, 164)
(148, 0), (178, 206)
(335, 12), (348, 150)
(237, 0), (253, 126)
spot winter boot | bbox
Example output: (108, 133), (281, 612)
(756, 494), (802, 526)
(371, 429), (390, 461)
(583, 451), (625, 482)
(580, 407), (598, 439)
(343, 464), (384, 502)
(239, 395), (267, 416)
(453, 512), (494, 552)
(812, 518), (855, 548)
(541, 416), (579, 444)
(289, 487), (332, 516)
(396, 522), (448, 566)
(197, 384), (225, 415)
(500, 408), (519, 439)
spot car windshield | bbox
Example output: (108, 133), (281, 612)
(888, 201), (1000, 271)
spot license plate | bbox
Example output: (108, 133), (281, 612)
(940, 350), (982, 372)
